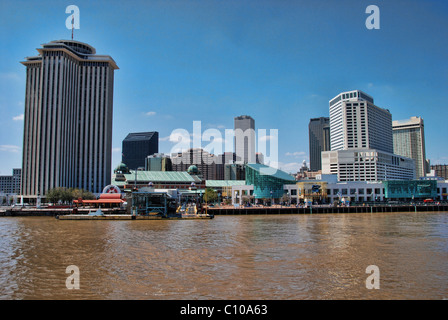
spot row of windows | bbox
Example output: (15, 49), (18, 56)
(330, 188), (383, 195)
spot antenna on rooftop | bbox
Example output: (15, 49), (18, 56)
(71, 14), (74, 40)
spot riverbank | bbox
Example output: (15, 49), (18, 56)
(1, 204), (447, 216)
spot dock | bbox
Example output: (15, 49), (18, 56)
(56, 214), (213, 220)
(1, 204), (446, 218)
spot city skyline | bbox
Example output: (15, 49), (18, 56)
(1, 0), (448, 175)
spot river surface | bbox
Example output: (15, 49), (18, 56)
(0, 212), (447, 300)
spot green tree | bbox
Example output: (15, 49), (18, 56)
(46, 187), (63, 204)
(71, 188), (95, 201)
(203, 188), (218, 203)
(46, 187), (96, 204)
(61, 188), (73, 203)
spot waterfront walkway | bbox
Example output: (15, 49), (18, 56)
(208, 204), (448, 215)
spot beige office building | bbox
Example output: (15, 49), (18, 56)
(393, 116), (427, 178)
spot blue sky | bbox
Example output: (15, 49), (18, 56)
(0, 0), (447, 175)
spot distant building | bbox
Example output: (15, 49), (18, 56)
(393, 117), (427, 178)
(171, 148), (220, 181)
(224, 163), (246, 180)
(20, 40), (118, 196)
(122, 132), (158, 170)
(431, 164), (448, 180)
(0, 169), (21, 194)
(234, 115), (256, 164)
(296, 160), (322, 180)
(256, 152), (264, 164)
(145, 153), (172, 172)
(309, 117), (330, 171)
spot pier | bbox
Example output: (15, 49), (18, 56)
(1, 204), (447, 217)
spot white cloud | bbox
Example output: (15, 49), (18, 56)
(265, 160), (301, 174)
(285, 151), (306, 157)
(0, 72), (21, 82)
(159, 135), (172, 141)
(279, 162), (302, 174)
(12, 114), (24, 121)
(145, 111), (156, 116)
(205, 123), (226, 129)
(430, 157), (448, 165)
(0, 145), (20, 153)
(259, 135), (272, 142)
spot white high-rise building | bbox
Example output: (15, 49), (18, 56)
(329, 90), (393, 153)
(323, 90), (415, 182)
(20, 40), (118, 196)
(234, 115), (256, 164)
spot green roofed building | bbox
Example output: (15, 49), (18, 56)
(205, 180), (246, 188)
(112, 170), (202, 191)
(245, 163), (296, 199)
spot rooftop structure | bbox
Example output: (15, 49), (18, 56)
(112, 170), (202, 192)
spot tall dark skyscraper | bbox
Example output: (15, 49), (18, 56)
(122, 132), (159, 170)
(20, 40), (118, 196)
(308, 117), (330, 171)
